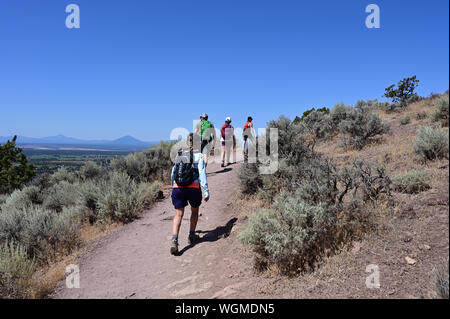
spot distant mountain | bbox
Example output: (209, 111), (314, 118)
(110, 135), (149, 146)
(0, 134), (157, 149)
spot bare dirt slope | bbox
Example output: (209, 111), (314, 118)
(51, 158), (260, 299)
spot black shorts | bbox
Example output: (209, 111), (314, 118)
(172, 188), (202, 209)
(201, 140), (211, 153)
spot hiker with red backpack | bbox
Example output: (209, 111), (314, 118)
(194, 113), (216, 168)
(170, 133), (210, 255)
(220, 117), (236, 167)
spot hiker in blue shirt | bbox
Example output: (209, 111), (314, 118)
(170, 133), (210, 255)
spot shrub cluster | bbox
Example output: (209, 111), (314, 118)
(110, 142), (175, 182)
(238, 115), (392, 274)
(413, 126), (449, 161)
(430, 96), (449, 127)
(393, 170), (431, 194)
(400, 115), (411, 125)
(0, 241), (35, 299)
(434, 260), (449, 299)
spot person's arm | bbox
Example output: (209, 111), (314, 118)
(197, 155), (210, 199)
(211, 123), (216, 142)
(170, 165), (175, 186)
(194, 122), (200, 135)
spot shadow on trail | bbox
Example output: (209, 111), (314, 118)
(176, 217), (238, 256)
(206, 167), (233, 177)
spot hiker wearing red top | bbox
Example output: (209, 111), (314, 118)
(220, 117), (235, 167)
(242, 116), (255, 163)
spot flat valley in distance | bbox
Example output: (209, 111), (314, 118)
(22, 148), (134, 175)
(0, 134), (159, 175)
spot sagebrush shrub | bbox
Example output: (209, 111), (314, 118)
(355, 99), (390, 113)
(78, 161), (105, 181)
(0, 205), (81, 260)
(97, 171), (155, 223)
(400, 115), (411, 125)
(416, 111), (428, 120)
(0, 194), (7, 205)
(330, 103), (354, 127)
(50, 167), (76, 184)
(43, 181), (79, 212)
(413, 126), (449, 161)
(237, 163), (263, 195)
(338, 111), (387, 149)
(393, 170), (431, 194)
(1, 187), (36, 211)
(239, 192), (334, 274)
(434, 260), (449, 299)
(0, 241), (35, 299)
(431, 96), (449, 127)
(111, 141), (175, 182)
(299, 110), (333, 148)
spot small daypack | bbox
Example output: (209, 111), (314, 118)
(200, 120), (213, 141)
(174, 150), (198, 186)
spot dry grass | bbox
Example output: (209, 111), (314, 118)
(27, 222), (120, 299)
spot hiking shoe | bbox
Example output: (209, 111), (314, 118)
(188, 234), (200, 245)
(170, 238), (179, 255)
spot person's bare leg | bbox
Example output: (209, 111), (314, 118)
(172, 208), (185, 237)
(190, 207), (199, 233)
(221, 145), (226, 165)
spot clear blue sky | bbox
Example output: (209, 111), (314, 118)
(0, 0), (448, 141)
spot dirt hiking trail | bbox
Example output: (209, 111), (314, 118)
(52, 157), (258, 299)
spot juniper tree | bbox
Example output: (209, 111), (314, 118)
(384, 75), (420, 107)
(0, 136), (36, 194)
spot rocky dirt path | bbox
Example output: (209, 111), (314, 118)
(51, 157), (258, 299)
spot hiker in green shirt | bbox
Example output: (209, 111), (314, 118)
(194, 113), (216, 167)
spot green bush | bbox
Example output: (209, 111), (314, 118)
(237, 163), (264, 195)
(416, 111), (428, 120)
(0, 241), (35, 299)
(0, 194), (7, 206)
(355, 99), (390, 113)
(97, 171), (156, 223)
(78, 161), (105, 181)
(400, 115), (411, 125)
(239, 156), (392, 274)
(77, 180), (102, 223)
(434, 260), (449, 299)
(299, 110), (333, 148)
(430, 96), (449, 127)
(50, 167), (77, 184)
(330, 103), (354, 127)
(110, 141), (174, 182)
(338, 111), (387, 149)
(239, 192), (334, 274)
(0, 205), (81, 260)
(393, 170), (431, 194)
(413, 126), (449, 161)
(2, 187), (35, 211)
(43, 181), (79, 212)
